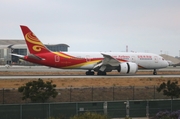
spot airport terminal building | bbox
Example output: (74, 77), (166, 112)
(0, 40), (69, 65)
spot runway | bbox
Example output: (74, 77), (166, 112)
(0, 74), (180, 79)
(0, 65), (180, 79)
(1, 65), (180, 72)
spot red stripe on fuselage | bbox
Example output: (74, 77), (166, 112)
(24, 52), (102, 68)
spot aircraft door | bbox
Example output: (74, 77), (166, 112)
(131, 56), (136, 63)
(154, 56), (158, 63)
(55, 55), (60, 62)
(86, 55), (91, 62)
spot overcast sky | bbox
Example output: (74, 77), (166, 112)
(0, 0), (180, 56)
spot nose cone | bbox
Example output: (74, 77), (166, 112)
(163, 60), (169, 67)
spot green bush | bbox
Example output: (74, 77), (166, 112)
(18, 78), (58, 103)
(70, 112), (110, 119)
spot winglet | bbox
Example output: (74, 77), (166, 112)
(20, 25), (50, 54)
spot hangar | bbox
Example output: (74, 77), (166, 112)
(0, 40), (69, 65)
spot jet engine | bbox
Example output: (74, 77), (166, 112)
(118, 62), (138, 74)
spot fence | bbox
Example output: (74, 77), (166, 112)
(0, 86), (169, 104)
(0, 100), (180, 119)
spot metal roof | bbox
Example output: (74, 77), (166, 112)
(0, 39), (25, 45)
(11, 44), (27, 48)
(45, 44), (69, 47)
(0, 39), (69, 47)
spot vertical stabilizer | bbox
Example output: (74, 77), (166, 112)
(20, 25), (50, 54)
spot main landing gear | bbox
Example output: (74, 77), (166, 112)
(86, 70), (95, 75)
(85, 70), (107, 75)
(153, 69), (157, 75)
(97, 71), (107, 75)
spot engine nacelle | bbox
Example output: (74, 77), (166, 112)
(118, 62), (138, 74)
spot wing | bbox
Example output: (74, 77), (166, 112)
(93, 53), (120, 72)
(101, 53), (120, 66)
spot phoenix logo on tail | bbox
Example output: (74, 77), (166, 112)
(11, 25), (169, 75)
(20, 25), (50, 54)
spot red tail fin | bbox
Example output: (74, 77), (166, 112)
(20, 25), (50, 54)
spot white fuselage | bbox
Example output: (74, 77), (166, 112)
(64, 52), (169, 70)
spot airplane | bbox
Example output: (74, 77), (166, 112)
(11, 25), (169, 75)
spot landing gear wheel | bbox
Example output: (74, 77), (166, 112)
(97, 71), (107, 75)
(153, 69), (157, 75)
(85, 70), (94, 75)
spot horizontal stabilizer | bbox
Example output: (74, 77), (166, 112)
(10, 53), (24, 59)
(11, 53), (45, 60)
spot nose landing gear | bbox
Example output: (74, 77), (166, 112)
(153, 69), (157, 75)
